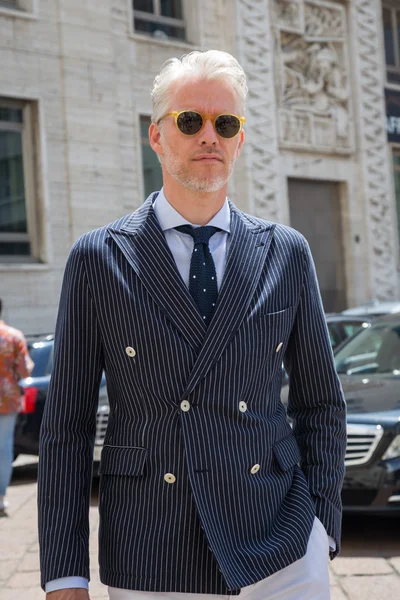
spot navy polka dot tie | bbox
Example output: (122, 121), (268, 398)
(175, 225), (221, 326)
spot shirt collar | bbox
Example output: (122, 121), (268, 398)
(153, 188), (231, 233)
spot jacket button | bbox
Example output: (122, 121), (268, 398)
(125, 346), (136, 357)
(250, 464), (260, 474)
(275, 342), (283, 353)
(164, 473), (176, 484)
(180, 400), (190, 412)
(239, 401), (247, 412)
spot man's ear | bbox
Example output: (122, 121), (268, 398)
(236, 128), (245, 159)
(149, 122), (163, 160)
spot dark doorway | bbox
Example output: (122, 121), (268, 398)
(288, 178), (346, 313)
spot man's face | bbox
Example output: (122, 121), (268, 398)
(150, 78), (245, 193)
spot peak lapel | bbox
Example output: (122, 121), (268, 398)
(183, 206), (276, 396)
(107, 199), (207, 350)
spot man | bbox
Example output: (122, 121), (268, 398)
(0, 299), (34, 512)
(38, 50), (347, 599)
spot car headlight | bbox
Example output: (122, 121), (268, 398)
(382, 435), (400, 460)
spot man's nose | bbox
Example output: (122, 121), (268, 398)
(199, 118), (218, 145)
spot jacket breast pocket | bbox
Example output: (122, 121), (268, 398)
(254, 306), (295, 372)
(256, 305), (295, 326)
(273, 434), (301, 471)
(98, 445), (147, 477)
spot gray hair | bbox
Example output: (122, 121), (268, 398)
(151, 50), (248, 123)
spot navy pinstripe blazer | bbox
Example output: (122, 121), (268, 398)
(38, 193), (347, 595)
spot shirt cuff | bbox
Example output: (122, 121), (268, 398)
(328, 535), (336, 551)
(45, 577), (89, 593)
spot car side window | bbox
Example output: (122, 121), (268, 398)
(335, 327), (386, 375)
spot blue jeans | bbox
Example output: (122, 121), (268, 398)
(0, 412), (18, 497)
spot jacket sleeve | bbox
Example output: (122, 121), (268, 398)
(14, 335), (34, 381)
(37, 237), (104, 590)
(283, 236), (347, 559)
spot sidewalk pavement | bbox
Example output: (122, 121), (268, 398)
(0, 475), (108, 600)
(1, 461), (400, 599)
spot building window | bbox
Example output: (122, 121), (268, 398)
(0, 1), (36, 15)
(133, 0), (185, 41)
(0, 99), (40, 262)
(0, 0), (18, 8)
(383, 3), (400, 85)
(393, 149), (400, 250)
(140, 116), (163, 199)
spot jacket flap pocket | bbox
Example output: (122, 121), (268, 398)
(98, 446), (147, 476)
(273, 434), (301, 471)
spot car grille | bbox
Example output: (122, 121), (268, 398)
(95, 406), (109, 445)
(345, 423), (384, 467)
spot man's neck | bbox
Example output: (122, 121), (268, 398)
(162, 181), (227, 226)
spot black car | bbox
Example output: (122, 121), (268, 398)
(282, 314), (400, 512)
(14, 334), (108, 462)
(335, 315), (400, 511)
(19, 317), (400, 513)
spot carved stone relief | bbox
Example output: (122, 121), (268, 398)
(274, 0), (304, 34)
(236, 0), (280, 220)
(351, 0), (398, 299)
(304, 1), (345, 39)
(274, 0), (353, 153)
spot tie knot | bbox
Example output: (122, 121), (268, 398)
(175, 225), (221, 245)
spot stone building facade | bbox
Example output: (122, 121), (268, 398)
(0, 0), (398, 333)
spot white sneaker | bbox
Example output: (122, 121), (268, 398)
(0, 497), (9, 512)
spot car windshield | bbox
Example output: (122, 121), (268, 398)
(335, 322), (400, 375)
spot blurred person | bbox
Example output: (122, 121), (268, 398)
(38, 50), (346, 600)
(0, 298), (34, 512)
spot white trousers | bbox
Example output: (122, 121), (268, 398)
(108, 516), (330, 600)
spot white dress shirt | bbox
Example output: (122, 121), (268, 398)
(45, 189), (334, 594)
(153, 188), (231, 291)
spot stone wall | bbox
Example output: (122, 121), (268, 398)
(0, 0), (228, 333)
(0, 0), (398, 333)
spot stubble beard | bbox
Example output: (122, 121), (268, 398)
(162, 146), (235, 193)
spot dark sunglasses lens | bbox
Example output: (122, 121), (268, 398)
(215, 115), (241, 138)
(176, 112), (203, 135)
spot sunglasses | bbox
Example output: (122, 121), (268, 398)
(157, 110), (246, 139)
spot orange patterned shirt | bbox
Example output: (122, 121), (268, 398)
(0, 320), (34, 414)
